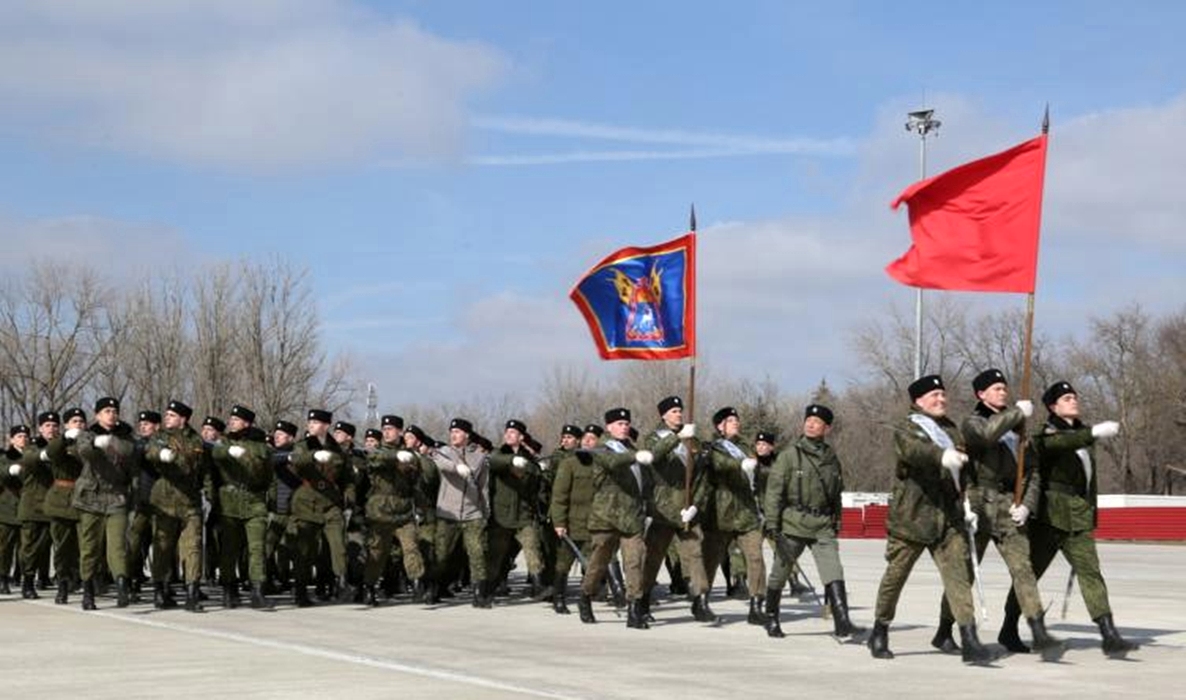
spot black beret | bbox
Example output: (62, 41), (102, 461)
(62, 408), (86, 423)
(406, 425), (428, 444)
(167, 400), (193, 419)
(804, 404), (834, 426)
(333, 421), (356, 437)
(94, 397), (120, 413)
(307, 409), (332, 424)
(604, 407), (631, 424)
(524, 434), (543, 453)
(972, 369), (1008, 394)
(381, 414), (404, 429)
(908, 375), (945, 402)
(203, 416), (226, 433)
(230, 405), (256, 423)
(584, 424), (604, 437)
(712, 406), (738, 426)
(274, 420), (298, 437)
(9, 424), (30, 438)
(1042, 381), (1076, 407)
(505, 419), (528, 434)
(450, 418), (473, 435)
(37, 411), (61, 426)
(755, 431), (776, 445)
(561, 424), (583, 439)
(364, 428), (382, 441)
(138, 410), (162, 424)
(657, 395), (683, 415)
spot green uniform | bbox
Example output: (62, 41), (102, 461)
(362, 445), (425, 586)
(10, 444), (52, 584)
(873, 411), (976, 626)
(288, 435), (352, 588)
(550, 449), (596, 584)
(0, 467), (20, 583)
(641, 427), (710, 597)
(485, 445), (545, 581)
(72, 422), (135, 582)
(764, 435), (846, 588)
(1005, 416), (1115, 620)
(210, 428), (272, 585)
(266, 445), (297, 590)
(127, 437), (156, 587)
(43, 436), (83, 587)
(145, 425), (207, 585)
(703, 436), (766, 596)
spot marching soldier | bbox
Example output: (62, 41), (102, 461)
(42, 409), (85, 604)
(265, 420), (300, 595)
(9, 423), (52, 600)
(549, 424), (598, 614)
(210, 405), (273, 609)
(486, 419), (550, 600)
(579, 408), (679, 629)
(1001, 381), (1138, 657)
(0, 444), (19, 594)
(144, 401), (208, 612)
(71, 397), (136, 611)
(703, 407), (767, 626)
(360, 426), (427, 606)
(763, 404), (863, 639)
(867, 376), (996, 664)
(200, 416), (225, 588)
(404, 424), (440, 602)
(641, 396), (711, 623)
(128, 410), (161, 601)
(332, 421), (366, 600)
(430, 418), (492, 608)
(930, 369), (1062, 657)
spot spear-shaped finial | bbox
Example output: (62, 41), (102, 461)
(689, 204), (697, 233)
(1042, 104), (1050, 134)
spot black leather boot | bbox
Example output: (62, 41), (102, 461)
(931, 613), (961, 653)
(691, 592), (717, 622)
(825, 581), (864, 638)
(115, 575), (130, 608)
(222, 582), (240, 609)
(626, 599), (649, 629)
(81, 579), (97, 611)
(868, 621), (894, 659)
(22, 574), (39, 599)
(250, 582), (273, 610)
(294, 584), (314, 608)
(1027, 612), (1066, 661)
(765, 588), (785, 638)
(530, 573), (555, 602)
(553, 577), (570, 615)
(472, 580), (492, 609)
(1096, 613), (1138, 658)
(747, 595), (768, 625)
(997, 600), (1030, 653)
(412, 578), (425, 603)
(363, 584), (379, 607)
(959, 624), (999, 665)
(184, 582), (205, 612)
(640, 589), (655, 622)
(336, 576), (355, 603)
(577, 592), (596, 623)
(0, 575), (10, 595)
(55, 577), (70, 605)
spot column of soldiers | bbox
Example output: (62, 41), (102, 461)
(1, 377), (1140, 662)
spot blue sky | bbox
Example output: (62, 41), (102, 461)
(2, 0), (1184, 410)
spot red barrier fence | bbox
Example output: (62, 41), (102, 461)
(838, 505), (1186, 541)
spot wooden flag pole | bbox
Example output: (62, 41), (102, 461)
(684, 204), (698, 528)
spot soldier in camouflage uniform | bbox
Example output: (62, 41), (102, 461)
(641, 396), (713, 623)
(42, 409), (85, 604)
(403, 424), (440, 602)
(929, 369), (1062, 658)
(430, 418), (492, 608)
(144, 401), (208, 612)
(1001, 381), (1138, 658)
(868, 376), (996, 664)
(486, 419), (550, 600)
(763, 404), (863, 639)
(702, 407), (769, 625)
(579, 407), (679, 629)
(361, 424), (428, 606)
(265, 420), (299, 594)
(332, 421), (367, 601)
(71, 397), (136, 610)
(8, 423), (51, 600)
(549, 424), (597, 615)
(210, 405), (273, 610)
(0, 443), (19, 594)
(127, 410), (161, 601)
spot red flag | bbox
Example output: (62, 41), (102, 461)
(887, 134), (1047, 293)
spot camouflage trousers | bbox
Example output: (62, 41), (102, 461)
(50, 517), (80, 583)
(78, 510), (128, 581)
(127, 510), (154, 581)
(643, 523), (709, 596)
(153, 509), (203, 584)
(874, 528), (975, 626)
(365, 520), (424, 585)
(704, 529), (767, 596)
(1006, 520), (1112, 621)
(582, 530), (645, 601)
(19, 519), (51, 577)
(220, 513), (268, 584)
(768, 530), (846, 589)
(487, 523), (544, 577)
(941, 521), (1043, 622)
(435, 519), (488, 583)
(293, 509), (347, 584)
(554, 535), (593, 585)
(0, 521), (18, 577)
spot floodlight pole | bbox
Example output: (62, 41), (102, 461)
(906, 109), (940, 379)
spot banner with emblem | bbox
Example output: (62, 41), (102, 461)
(569, 233), (696, 360)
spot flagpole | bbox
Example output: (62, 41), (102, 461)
(906, 109), (941, 378)
(1014, 107), (1049, 506)
(684, 204), (698, 529)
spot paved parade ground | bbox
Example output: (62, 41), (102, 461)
(3, 538), (1182, 699)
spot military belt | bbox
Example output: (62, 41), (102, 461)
(53, 479), (76, 488)
(789, 503), (832, 517)
(1046, 482), (1086, 497)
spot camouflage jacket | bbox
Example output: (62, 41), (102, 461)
(707, 436), (762, 533)
(587, 435), (675, 536)
(364, 444), (421, 526)
(961, 403), (1041, 534)
(289, 435), (350, 522)
(642, 427), (708, 528)
(885, 410), (968, 545)
(210, 427), (272, 519)
(145, 425), (207, 519)
(765, 436), (843, 539)
(1033, 416), (1099, 533)
(71, 421), (136, 515)
(487, 444), (542, 529)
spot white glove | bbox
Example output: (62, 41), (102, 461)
(8, 464), (20, 477)
(64, 428), (81, 440)
(963, 498), (978, 533)
(680, 505), (698, 523)
(396, 450), (414, 464)
(94, 435), (113, 449)
(539, 458), (551, 471)
(635, 450), (654, 465)
(741, 457), (757, 475)
(677, 424), (696, 439)
(456, 463), (472, 478)
(158, 448), (175, 463)
(941, 448), (967, 486)
(1009, 503), (1030, 525)
(313, 450), (332, 464)
(1091, 421), (1120, 439)
(512, 456), (528, 468)
(228, 445), (246, 459)
(39, 450), (50, 462)
(1015, 400), (1034, 418)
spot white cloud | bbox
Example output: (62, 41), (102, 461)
(0, 1), (507, 170)
(0, 214), (195, 275)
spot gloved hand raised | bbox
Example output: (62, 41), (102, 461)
(94, 435), (113, 450)
(634, 450), (654, 465)
(941, 448), (967, 485)
(396, 450), (414, 464)
(313, 450), (333, 464)
(963, 497), (979, 533)
(1009, 503), (1030, 525)
(228, 445), (246, 459)
(158, 448), (175, 463)
(512, 456), (528, 468)
(677, 424), (696, 440)
(1091, 421), (1120, 439)
(456, 462), (472, 478)
(741, 457), (757, 475)
(680, 505), (698, 523)
(1015, 400), (1034, 418)
(64, 428), (81, 440)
